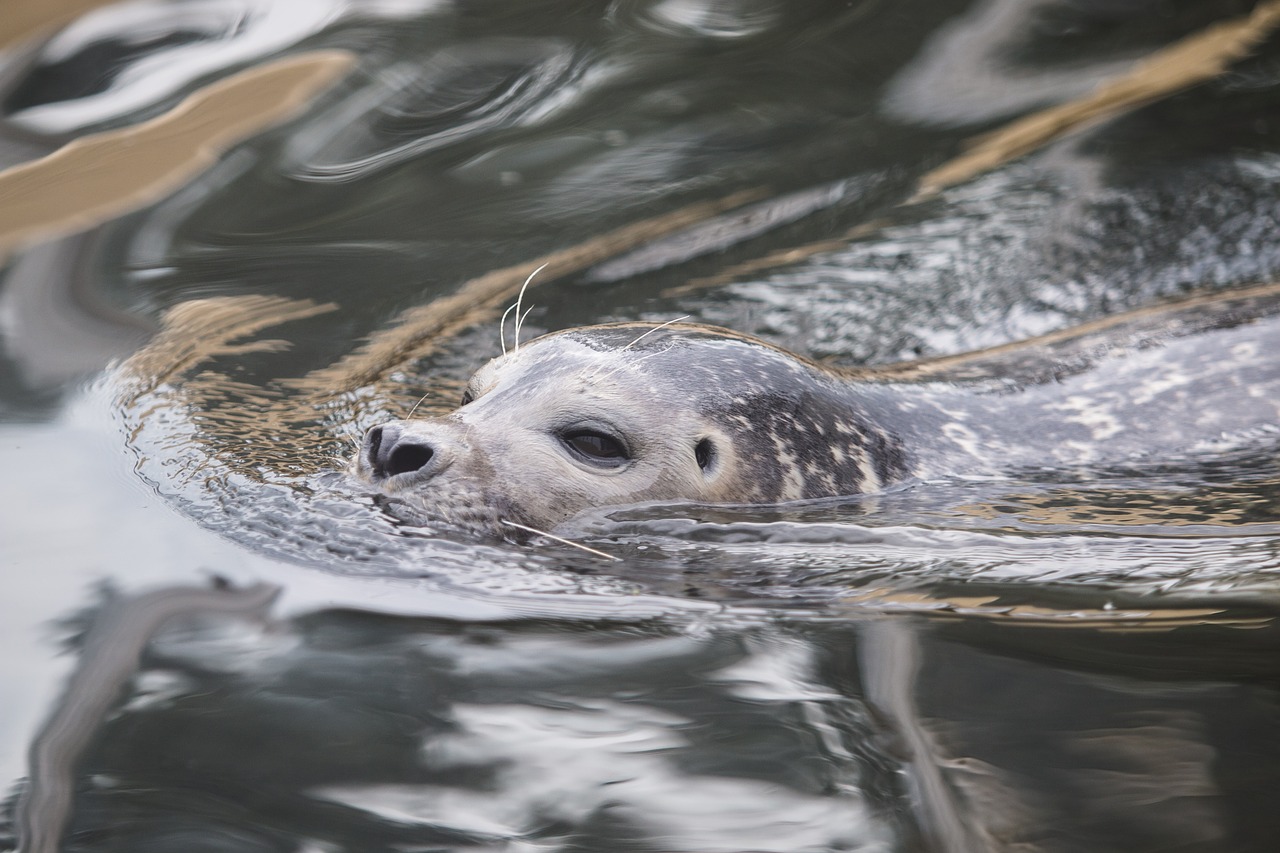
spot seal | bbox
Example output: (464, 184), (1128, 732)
(353, 285), (1280, 536)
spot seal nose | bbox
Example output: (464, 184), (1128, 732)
(364, 423), (443, 479)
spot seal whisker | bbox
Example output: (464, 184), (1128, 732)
(405, 390), (432, 420)
(498, 301), (519, 356)
(518, 304), (536, 339)
(582, 318), (686, 385)
(513, 262), (549, 354)
(590, 340), (678, 386)
(500, 519), (621, 561)
(622, 316), (690, 351)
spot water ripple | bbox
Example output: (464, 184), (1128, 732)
(284, 38), (591, 181)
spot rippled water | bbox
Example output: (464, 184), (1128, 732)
(3, 1), (1280, 851)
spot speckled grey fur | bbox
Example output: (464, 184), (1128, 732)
(354, 287), (1280, 535)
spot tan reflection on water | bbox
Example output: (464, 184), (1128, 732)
(840, 589), (1272, 632)
(0, 0), (117, 49)
(0, 50), (355, 262)
(118, 296), (338, 403)
(954, 480), (1280, 530)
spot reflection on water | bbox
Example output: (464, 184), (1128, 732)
(3, 0), (1280, 850)
(13, 586), (1280, 852)
(4, 0), (441, 135)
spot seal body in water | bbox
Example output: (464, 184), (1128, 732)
(354, 286), (1280, 535)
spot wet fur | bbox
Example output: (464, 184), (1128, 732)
(354, 285), (1280, 536)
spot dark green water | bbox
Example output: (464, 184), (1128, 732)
(2, 1), (1280, 850)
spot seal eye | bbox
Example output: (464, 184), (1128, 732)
(561, 429), (628, 466)
(460, 389), (475, 407)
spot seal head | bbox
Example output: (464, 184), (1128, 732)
(354, 324), (907, 535)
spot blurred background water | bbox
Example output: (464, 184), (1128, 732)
(2, 1), (1280, 850)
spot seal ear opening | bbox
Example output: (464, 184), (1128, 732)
(695, 437), (716, 474)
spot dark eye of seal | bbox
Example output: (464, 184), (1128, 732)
(460, 389), (475, 406)
(560, 429), (628, 466)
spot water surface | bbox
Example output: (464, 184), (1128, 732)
(3, 0), (1280, 850)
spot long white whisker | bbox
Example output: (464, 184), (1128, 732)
(592, 340), (678, 386)
(623, 316), (690, 351)
(499, 301), (518, 356)
(582, 316), (689, 385)
(500, 519), (621, 561)
(513, 262), (549, 354)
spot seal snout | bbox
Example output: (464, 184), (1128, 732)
(363, 422), (452, 482)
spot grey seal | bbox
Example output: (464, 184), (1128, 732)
(353, 285), (1280, 536)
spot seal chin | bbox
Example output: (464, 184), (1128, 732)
(387, 489), (512, 538)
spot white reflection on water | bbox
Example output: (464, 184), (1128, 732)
(318, 694), (890, 850)
(637, 0), (781, 39)
(883, 0), (1140, 127)
(0, 387), (277, 785)
(9, 0), (444, 134)
(703, 153), (1280, 365)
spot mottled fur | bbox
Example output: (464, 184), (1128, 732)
(353, 286), (1280, 536)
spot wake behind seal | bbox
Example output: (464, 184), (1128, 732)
(353, 285), (1280, 537)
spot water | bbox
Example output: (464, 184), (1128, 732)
(2, 0), (1280, 850)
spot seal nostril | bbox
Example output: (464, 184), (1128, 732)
(386, 443), (435, 477)
(365, 426), (384, 469)
(366, 423), (421, 479)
